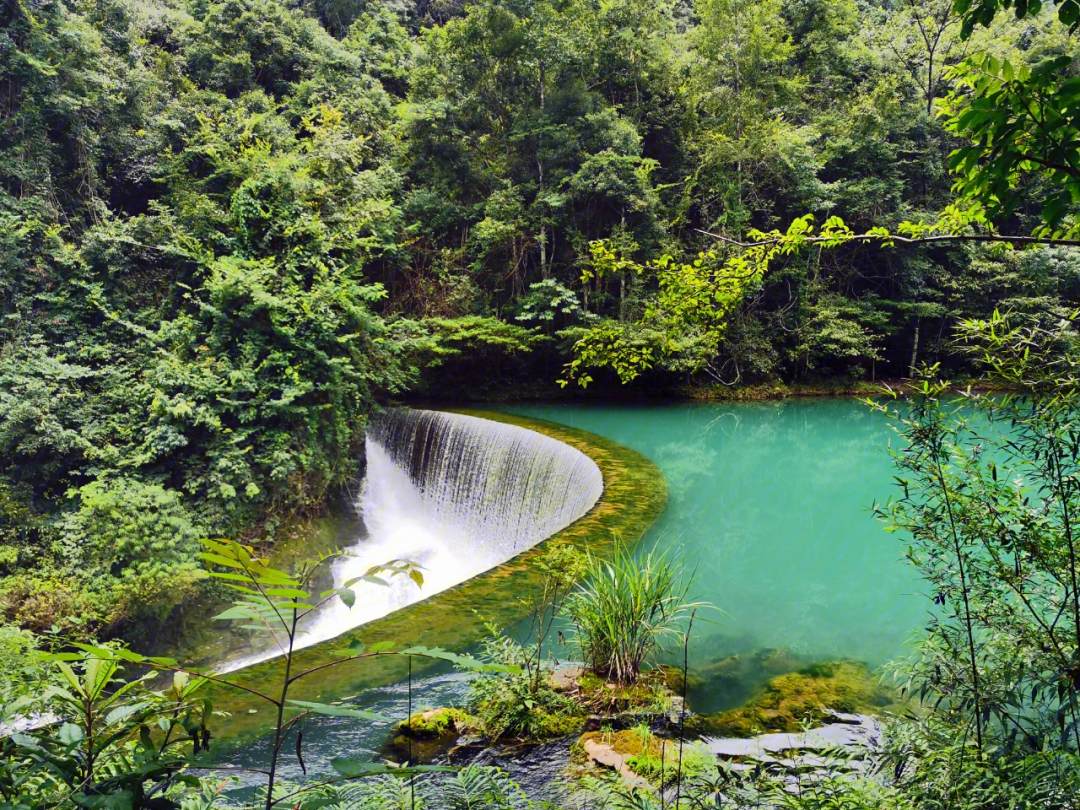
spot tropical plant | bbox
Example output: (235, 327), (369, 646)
(468, 634), (582, 743)
(0, 647), (216, 810)
(465, 543), (587, 742)
(562, 545), (703, 685)
(342, 762), (549, 810)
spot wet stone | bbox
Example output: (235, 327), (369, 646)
(703, 714), (881, 760)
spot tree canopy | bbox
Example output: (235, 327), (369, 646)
(2, 0), (1080, 633)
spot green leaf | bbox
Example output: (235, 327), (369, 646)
(271, 601), (315, 611)
(212, 606), (259, 622)
(104, 702), (151, 727)
(263, 588), (311, 599)
(1061, 0), (1080, 26)
(58, 723), (84, 744)
(399, 645), (516, 673)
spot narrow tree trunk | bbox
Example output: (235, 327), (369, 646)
(909, 317), (921, 377)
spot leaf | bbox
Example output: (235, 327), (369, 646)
(286, 700), (392, 722)
(336, 588), (355, 609)
(196, 552), (249, 571)
(355, 574), (389, 588)
(104, 702), (151, 727)
(173, 671), (190, 693)
(270, 601), (315, 611)
(212, 606), (260, 622)
(264, 588), (311, 599)
(330, 759), (393, 778)
(58, 723), (84, 745)
(399, 646), (517, 673)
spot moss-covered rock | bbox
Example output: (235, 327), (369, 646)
(694, 659), (897, 736)
(692, 647), (805, 712)
(577, 727), (713, 787)
(652, 664), (705, 696)
(397, 707), (472, 739)
(558, 666), (677, 715)
(385, 707), (476, 763)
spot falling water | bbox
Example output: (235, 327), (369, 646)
(220, 409), (602, 671)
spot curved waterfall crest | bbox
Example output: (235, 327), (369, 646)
(222, 409), (603, 671)
(368, 408), (604, 550)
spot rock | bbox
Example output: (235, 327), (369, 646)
(667, 695), (685, 726)
(582, 738), (653, 792)
(0, 712), (57, 737)
(398, 707), (471, 739)
(822, 710), (866, 725)
(550, 667), (584, 691)
(806, 716), (881, 749)
(703, 713), (881, 760)
(700, 660), (897, 736)
(700, 710), (882, 796)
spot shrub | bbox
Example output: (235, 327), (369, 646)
(469, 636), (584, 742)
(563, 545), (702, 685)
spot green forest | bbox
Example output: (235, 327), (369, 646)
(3, 0), (1080, 807)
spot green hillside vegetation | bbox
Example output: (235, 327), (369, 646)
(6, 0), (1078, 636)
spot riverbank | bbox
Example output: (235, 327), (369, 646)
(405, 373), (1007, 407)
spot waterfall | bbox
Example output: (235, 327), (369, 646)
(220, 409), (602, 671)
(368, 409), (605, 555)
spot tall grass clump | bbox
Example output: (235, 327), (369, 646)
(563, 544), (702, 685)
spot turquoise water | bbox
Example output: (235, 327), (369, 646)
(218, 398), (926, 785)
(498, 399), (925, 710)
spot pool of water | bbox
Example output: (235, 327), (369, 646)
(498, 399), (924, 712)
(215, 398), (925, 786)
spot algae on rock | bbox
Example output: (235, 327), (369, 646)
(576, 726), (713, 788)
(697, 660), (897, 736)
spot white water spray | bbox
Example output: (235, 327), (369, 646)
(220, 410), (603, 672)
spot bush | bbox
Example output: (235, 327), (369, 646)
(3, 478), (209, 634)
(563, 545), (702, 685)
(468, 636), (584, 742)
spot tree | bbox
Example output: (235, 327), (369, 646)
(563, 0), (1080, 385)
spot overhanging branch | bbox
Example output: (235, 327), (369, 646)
(696, 229), (1080, 249)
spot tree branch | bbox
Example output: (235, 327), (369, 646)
(696, 229), (1080, 249)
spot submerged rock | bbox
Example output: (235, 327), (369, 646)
(692, 660), (896, 736)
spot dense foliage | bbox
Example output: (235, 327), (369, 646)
(5, 5), (1080, 808)
(4, 0), (1080, 632)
